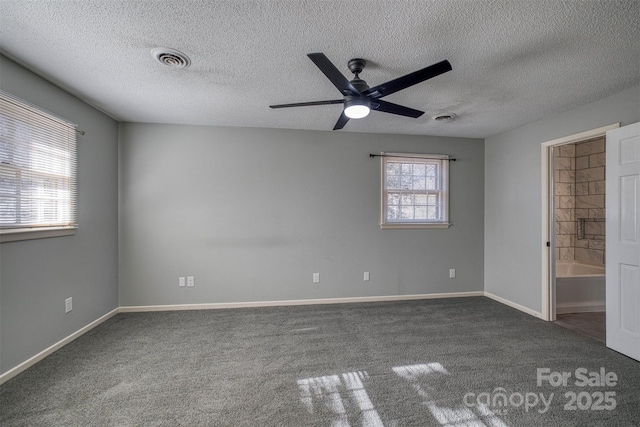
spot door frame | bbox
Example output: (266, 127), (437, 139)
(540, 123), (620, 321)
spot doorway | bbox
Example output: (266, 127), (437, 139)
(552, 138), (608, 341)
(541, 124), (619, 337)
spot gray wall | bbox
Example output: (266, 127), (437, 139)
(0, 56), (119, 374)
(119, 124), (484, 306)
(484, 85), (640, 313)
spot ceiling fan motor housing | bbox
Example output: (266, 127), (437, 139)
(348, 58), (366, 75)
(349, 78), (370, 92)
(347, 59), (369, 92)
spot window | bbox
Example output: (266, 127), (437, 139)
(381, 153), (450, 228)
(0, 91), (78, 242)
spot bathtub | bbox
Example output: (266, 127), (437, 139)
(555, 261), (605, 314)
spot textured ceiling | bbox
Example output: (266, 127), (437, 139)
(0, 0), (638, 138)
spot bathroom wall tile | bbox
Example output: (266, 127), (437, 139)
(574, 208), (589, 219)
(559, 247), (575, 260)
(576, 138), (605, 157)
(575, 247), (604, 265)
(558, 195), (576, 209)
(576, 195), (605, 209)
(589, 181), (606, 195)
(584, 221), (605, 236)
(589, 152), (606, 167)
(576, 167), (604, 182)
(557, 221), (576, 235)
(558, 144), (575, 157)
(554, 138), (607, 265)
(575, 182), (589, 195)
(555, 157), (573, 170)
(576, 155), (590, 170)
(555, 208), (574, 222)
(555, 183), (574, 195)
(556, 234), (572, 248)
(558, 170), (575, 183)
(575, 238), (589, 248)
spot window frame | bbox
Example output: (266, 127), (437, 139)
(0, 91), (78, 243)
(380, 152), (450, 229)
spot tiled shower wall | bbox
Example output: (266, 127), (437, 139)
(555, 144), (576, 261)
(574, 137), (606, 265)
(554, 138), (606, 266)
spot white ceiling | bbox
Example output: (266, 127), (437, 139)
(1, 0), (638, 138)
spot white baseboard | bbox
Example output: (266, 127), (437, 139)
(119, 291), (485, 312)
(484, 292), (544, 319)
(556, 303), (605, 314)
(0, 308), (119, 386)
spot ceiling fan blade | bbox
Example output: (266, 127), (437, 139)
(372, 99), (424, 118)
(333, 111), (350, 130)
(308, 53), (361, 96)
(363, 60), (452, 99)
(270, 99), (344, 109)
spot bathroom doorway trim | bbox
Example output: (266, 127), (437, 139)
(541, 123), (619, 321)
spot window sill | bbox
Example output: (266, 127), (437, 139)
(0, 226), (77, 243)
(380, 223), (451, 229)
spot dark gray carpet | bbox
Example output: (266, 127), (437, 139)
(1, 297), (639, 426)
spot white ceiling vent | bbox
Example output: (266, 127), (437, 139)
(433, 113), (457, 122)
(151, 47), (191, 69)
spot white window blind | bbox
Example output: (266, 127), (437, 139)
(0, 91), (78, 231)
(381, 153), (449, 227)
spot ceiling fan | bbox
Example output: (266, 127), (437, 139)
(269, 53), (452, 130)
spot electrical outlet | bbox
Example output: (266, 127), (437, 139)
(364, 271), (370, 281)
(449, 268), (456, 278)
(65, 297), (73, 313)
(179, 277), (186, 287)
(313, 273), (320, 283)
(187, 276), (195, 287)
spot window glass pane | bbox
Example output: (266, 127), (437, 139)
(401, 163), (412, 174)
(387, 193), (400, 206)
(415, 206), (427, 219)
(426, 177), (436, 190)
(400, 175), (412, 189)
(401, 205), (413, 219)
(386, 174), (400, 189)
(413, 176), (426, 190)
(427, 206), (437, 219)
(387, 205), (399, 220)
(415, 194), (427, 205)
(412, 164), (425, 176)
(401, 194), (414, 205)
(386, 162), (400, 175)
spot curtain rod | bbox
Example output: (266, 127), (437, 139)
(369, 154), (456, 161)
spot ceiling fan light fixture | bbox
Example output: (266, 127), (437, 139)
(344, 98), (370, 119)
